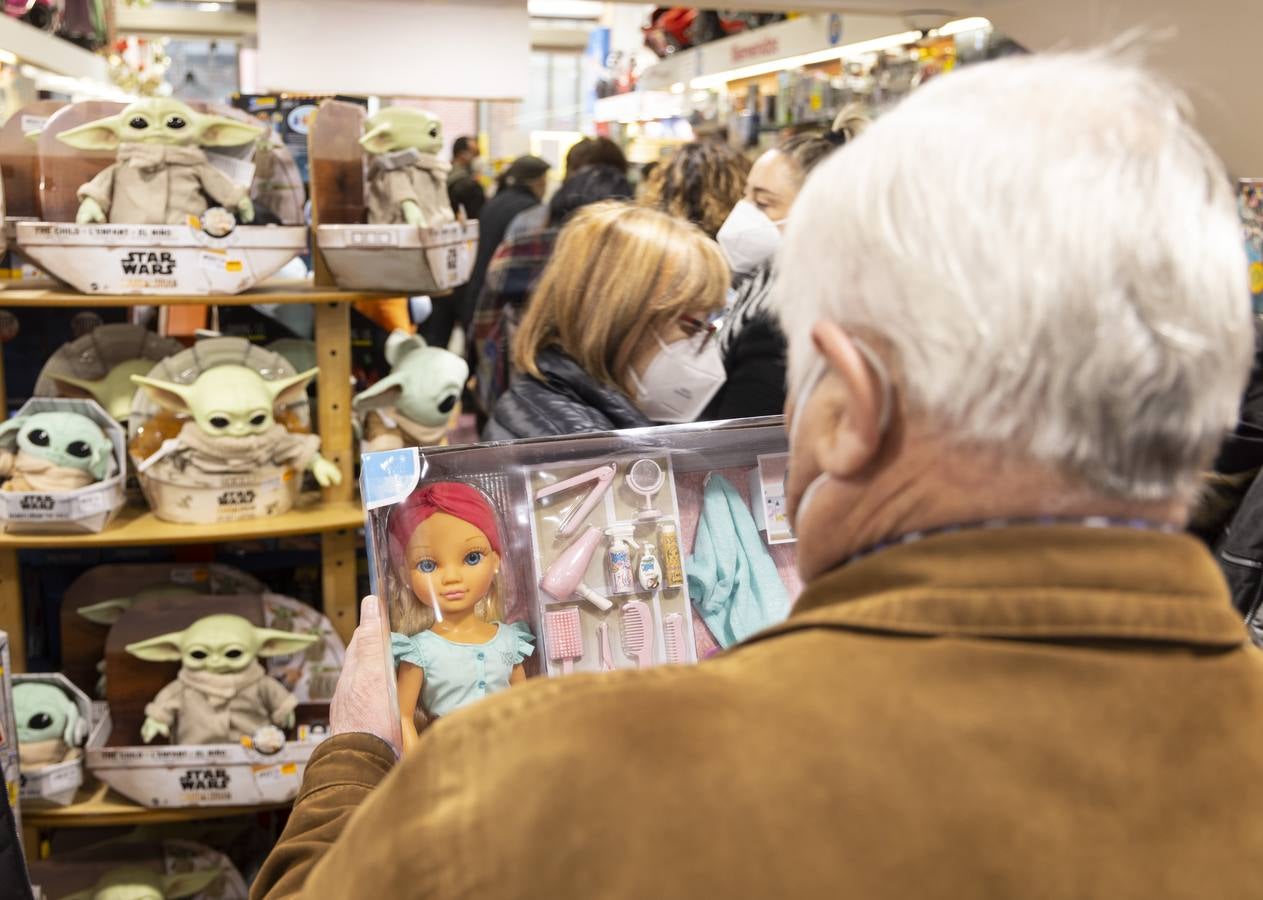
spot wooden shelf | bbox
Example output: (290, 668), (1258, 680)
(0, 496), (364, 549)
(0, 280), (399, 308)
(23, 782), (288, 829)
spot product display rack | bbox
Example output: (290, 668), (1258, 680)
(0, 282), (393, 859)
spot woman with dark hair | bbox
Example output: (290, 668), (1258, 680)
(638, 141), (750, 238)
(503, 137), (630, 242)
(470, 165), (634, 414)
(702, 107), (869, 420)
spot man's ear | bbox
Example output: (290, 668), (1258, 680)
(809, 320), (886, 479)
(195, 113), (264, 147)
(56, 115), (124, 151)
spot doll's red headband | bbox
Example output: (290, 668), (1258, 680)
(388, 482), (503, 558)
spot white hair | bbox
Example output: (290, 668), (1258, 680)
(776, 51), (1253, 501)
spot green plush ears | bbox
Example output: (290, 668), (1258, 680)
(163, 868), (224, 898)
(255, 627), (319, 658)
(87, 441), (112, 482)
(352, 372), (403, 411)
(78, 597), (134, 625)
(267, 368), (320, 408)
(57, 117), (125, 151)
(359, 122), (394, 155)
(125, 629), (185, 662)
(62, 865), (222, 900)
(196, 114), (264, 147)
(0, 416), (25, 448)
(129, 375), (193, 414)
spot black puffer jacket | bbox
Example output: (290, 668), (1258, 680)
(483, 348), (651, 441)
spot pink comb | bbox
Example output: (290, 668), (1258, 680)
(546, 607), (584, 674)
(620, 600), (654, 669)
(663, 613), (686, 665)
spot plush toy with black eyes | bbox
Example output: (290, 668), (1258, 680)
(125, 613), (317, 744)
(0, 411), (115, 492)
(55, 98), (264, 226)
(14, 680), (88, 768)
(130, 364), (342, 488)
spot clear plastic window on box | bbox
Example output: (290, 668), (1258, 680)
(361, 418), (801, 727)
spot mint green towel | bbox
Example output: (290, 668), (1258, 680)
(687, 474), (790, 647)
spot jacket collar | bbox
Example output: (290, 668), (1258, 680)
(535, 349), (652, 430)
(753, 525), (1246, 648)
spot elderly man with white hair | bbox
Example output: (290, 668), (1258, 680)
(250, 53), (1263, 900)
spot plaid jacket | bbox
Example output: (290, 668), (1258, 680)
(470, 226), (559, 413)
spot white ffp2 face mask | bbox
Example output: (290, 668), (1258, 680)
(717, 200), (783, 277)
(628, 331), (727, 424)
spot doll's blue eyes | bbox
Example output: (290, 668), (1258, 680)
(464, 551), (484, 566)
(417, 559), (437, 573)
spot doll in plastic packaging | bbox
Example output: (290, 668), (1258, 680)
(388, 482), (534, 752)
(360, 107), (456, 228)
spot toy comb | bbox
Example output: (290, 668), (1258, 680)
(620, 599), (654, 669)
(534, 462), (616, 539)
(546, 607), (584, 675)
(663, 613), (686, 665)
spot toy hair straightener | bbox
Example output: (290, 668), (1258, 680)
(534, 462), (616, 539)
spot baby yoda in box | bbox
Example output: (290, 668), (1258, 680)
(62, 865), (222, 900)
(14, 680), (89, 769)
(0, 411), (114, 492)
(58, 98), (263, 226)
(354, 330), (468, 451)
(362, 107), (457, 228)
(131, 365), (343, 488)
(127, 613), (317, 745)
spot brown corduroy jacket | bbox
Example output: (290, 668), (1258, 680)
(253, 526), (1263, 900)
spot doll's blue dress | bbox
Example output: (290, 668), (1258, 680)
(391, 621), (535, 718)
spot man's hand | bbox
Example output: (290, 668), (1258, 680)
(330, 596), (403, 758)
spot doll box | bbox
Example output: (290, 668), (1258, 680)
(0, 631), (19, 832)
(361, 418), (798, 688)
(316, 221), (479, 293)
(15, 221), (307, 296)
(14, 673), (110, 806)
(2, 218), (55, 287)
(0, 398), (127, 534)
(133, 461), (303, 525)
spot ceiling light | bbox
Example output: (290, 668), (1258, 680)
(690, 30), (923, 91)
(197, 2), (222, 11)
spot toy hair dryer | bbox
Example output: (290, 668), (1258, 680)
(541, 526), (613, 611)
(535, 462), (616, 540)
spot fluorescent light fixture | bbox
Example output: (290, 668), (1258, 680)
(690, 30), (922, 90)
(688, 17), (990, 90)
(197, 2), (221, 10)
(937, 17), (990, 36)
(670, 82), (684, 94)
(0, 49), (17, 66)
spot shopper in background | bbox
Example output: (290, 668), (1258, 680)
(254, 52), (1263, 900)
(703, 107), (869, 420)
(481, 202), (727, 440)
(448, 135), (479, 184)
(639, 140), (750, 238)
(450, 155), (550, 345)
(503, 136), (628, 242)
(470, 164), (634, 417)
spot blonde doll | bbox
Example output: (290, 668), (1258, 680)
(388, 482), (534, 752)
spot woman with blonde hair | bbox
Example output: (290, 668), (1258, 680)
(484, 201), (729, 440)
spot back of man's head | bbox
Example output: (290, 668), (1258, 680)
(452, 136), (477, 159)
(777, 51), (1252, 503)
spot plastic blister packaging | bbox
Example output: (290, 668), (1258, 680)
(361, 418), (798, 730)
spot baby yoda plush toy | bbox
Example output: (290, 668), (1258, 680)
(50, 359), (156, 422)
(127, 613), (317, 744)
(0, 411), (115, 492)
(354, 330), (468, 451)
(62, 864), (222, 900)
(14, 680), (89, 769)
(131, 365), (343, 489)
(361, 107), (457, 228)
(57, 98), (263, 226)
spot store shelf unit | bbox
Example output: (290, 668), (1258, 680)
(0, 285), (392, 669)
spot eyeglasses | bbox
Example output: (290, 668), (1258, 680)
(678, 311), (724, 346)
